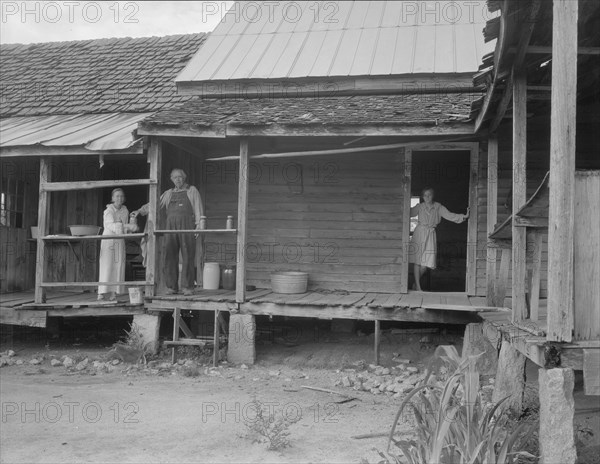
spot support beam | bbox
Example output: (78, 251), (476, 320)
(486, 136), (499, 306)
(374, 320), (381, 365)
(512, 70), (528, 321)
(236, 138), (249, 303)
(145, 137), (162, 297)
(529, 231), (543, 321)
(547, 0), (578, 342)
(466, 144), (479, 295)
(41, 179), (156, 192)
(538, 368), (576, 464)
(35, 158), (51, 304)
(400, 149), (412, 293)
(495, 248), (511, 307)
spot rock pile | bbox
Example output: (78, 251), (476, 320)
(334, 363), (426, 398)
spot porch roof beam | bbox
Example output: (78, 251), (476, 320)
(138, 123), (475, 139)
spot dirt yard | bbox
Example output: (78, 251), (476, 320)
(1, 323), (599, 464)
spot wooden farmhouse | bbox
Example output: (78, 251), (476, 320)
(0, 2), (599, 462)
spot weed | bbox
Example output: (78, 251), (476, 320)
(108, 322), (152, 364)
(244, 399), (301, 451)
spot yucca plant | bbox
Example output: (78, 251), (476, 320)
(386, 346), (536, 464)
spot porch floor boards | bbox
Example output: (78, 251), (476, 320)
(147, 289), (500, 325)
(1, 290), (146, 323)
(2, 289), (505, 326)
(149, 289), (477, 309)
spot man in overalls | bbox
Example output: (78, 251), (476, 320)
(132, 169), (203, 295)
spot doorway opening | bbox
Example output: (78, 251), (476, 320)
(409, 151), (471, 292)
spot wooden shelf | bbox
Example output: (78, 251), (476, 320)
(41, 179), (157, 192)
(40, 281), (150, 287)
(154, 229), (236, 234)
(42, 233), (146, 241)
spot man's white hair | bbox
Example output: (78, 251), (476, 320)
(170, 168), (187, 180)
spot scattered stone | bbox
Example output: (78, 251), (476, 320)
(29, 358), (41, 365)
(158, 362), (172, 370)
(15, 360), (23, 365)
(268, 370), (280, 377)
(111, 359), (120, 366)
(381, 368), (390, 375)
(0, 359), (8, 367)
(7, 350), (15, 357)
(240, 364), (248, 369)
(234, 375), (243, 380)
(62, 356), (74, 368)
(92, 361), (106, 370)
(50, 359), (62, 367)
(394, 358), (411, 364)
(184, 360), (198, 368)
(341, 376), (353, 387)
(75, 358), (89, 371)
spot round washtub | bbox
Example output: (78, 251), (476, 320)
(270, 271), (308, 294)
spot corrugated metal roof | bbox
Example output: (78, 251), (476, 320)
(0, 113), (151, 151)
(177, 1), (494, 83)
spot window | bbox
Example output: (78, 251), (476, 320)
(410, 196), (420, 235)
(0, 178), (25, 228)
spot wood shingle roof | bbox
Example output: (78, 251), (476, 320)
(0, 33), (207, 118)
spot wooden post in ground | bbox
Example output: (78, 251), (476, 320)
(374, 320), (381, 364)
(236, 138), (249, 303)
(486, 137), (499, 306)
(213, 309), (220, 367)
(538, 368), (577, 464)
(35, 158), (51, 303)
(400, 149), (412, 293)
(547, 0), (578, 342)
(512, 69), (528, 321)
(145, 137), (162, 297)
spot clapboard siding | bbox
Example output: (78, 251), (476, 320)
(204, 153), (404, 292)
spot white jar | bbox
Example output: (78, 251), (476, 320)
(203, 263), (220, 290)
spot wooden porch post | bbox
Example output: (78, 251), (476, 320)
(547, 0), (578, 342)
(400, 149), (412, 293)
(486, 136), (499, 306)
(466, 143), (479, 295)
(236, 138), (249, 303)
(145, 137), (162, 297)
(512, 69), (528, 321)
(34, 157), (51, 303)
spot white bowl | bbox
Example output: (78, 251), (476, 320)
(69, 225), (102, 236)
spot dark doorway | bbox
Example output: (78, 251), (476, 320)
(410, 151), (470, 292)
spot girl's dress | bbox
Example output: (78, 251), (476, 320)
(409, 202), (465, 269)
(98, 204), (136, 295)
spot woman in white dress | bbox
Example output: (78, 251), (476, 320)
(98, 188), (138, 300)
(409, 188), (469, 291)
